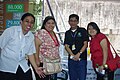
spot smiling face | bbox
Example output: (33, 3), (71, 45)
(45, 19), (55, 32)
(88, 25), (97, 38)
(21, 16), (35, 34)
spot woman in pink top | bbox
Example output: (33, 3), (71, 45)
(34, 16), (60, 80)
(87, 22), (114, 80)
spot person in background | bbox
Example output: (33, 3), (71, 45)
(87, 22), (114, 80)
(64, 14), (89, 80)
(0, 13), (45, 80)
(34, 16), (60, 80)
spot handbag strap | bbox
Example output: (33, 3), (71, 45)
(109, 42), (118, 57)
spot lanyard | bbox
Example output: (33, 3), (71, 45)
(46, 30), (59, 46)
(71, 31), (77, 44)
(71, 31), (77, 39)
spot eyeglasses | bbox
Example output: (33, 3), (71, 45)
(69, 20), (78, 22)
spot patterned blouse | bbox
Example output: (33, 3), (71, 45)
(35, 29), (60, 61)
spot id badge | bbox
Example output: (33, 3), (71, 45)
(72, 44), (76, 50)
(19, 50), (24, 61)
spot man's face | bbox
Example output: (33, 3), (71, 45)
(21, 16), (34, 33)
(68, 17), (79, 28)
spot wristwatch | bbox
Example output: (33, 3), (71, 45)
(103, 64), (108, 69)
(79, 51), (82, 54)
(70, 55), (74, 59)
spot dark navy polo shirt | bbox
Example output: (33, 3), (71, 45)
(64, 26), (89, 60)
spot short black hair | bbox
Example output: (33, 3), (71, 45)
(41, 16), (55, 29)
(87, 22), (100, 34)
(69, 14), (79, 21)
(21, 13), (35, 22)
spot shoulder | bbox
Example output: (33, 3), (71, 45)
(77, 27), (87, 34)
(78, 27), (86, 31)
(97, 33), (107, 41)
(4, 26), (20, 35)
(38, 29), (47, 34)
(25, 31), (34, 41)
(97, 33), (106, 38)
(5, 26), (17, 31)
(65, 29), (71, 34)
(35, 29), (47, 36)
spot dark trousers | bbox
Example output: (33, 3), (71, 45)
(68, 59), (87, 80)
(0, 66), (32, 80)
(34, 71), (50, 80)
(94, 68), (114, 80)
(34, 72), (57, 80)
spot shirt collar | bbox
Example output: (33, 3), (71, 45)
(71, 29), (77, 32)
(17, 25), (31, 37)
(25, 31), (31, 37)
(70, 26), (79, 30)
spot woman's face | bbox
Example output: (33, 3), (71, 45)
(88, 25), (97, 37)
(45, 19), (55, 32)
(21, 16), (35, 34)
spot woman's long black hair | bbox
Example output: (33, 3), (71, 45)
(41, 16), (55, 29)
(87, 22), (100, 35)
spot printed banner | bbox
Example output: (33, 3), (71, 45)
(6, 4), (24, 12)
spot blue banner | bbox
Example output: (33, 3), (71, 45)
(6, 19), (20, 28)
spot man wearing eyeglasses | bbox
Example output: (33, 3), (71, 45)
(64, 14), (89, 80)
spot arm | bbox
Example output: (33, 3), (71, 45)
(79, 41), (88, 54)
(100, 38), (108, 66)
(98, 38), (108, 71)
(28, 54), (39, 70)
(74, 41), (88, 61)
(64, 44), (74, 56)
(34, 37), (42, 66)
(28, 36), (45, 78)
(0, 29), (11, 49)
(74, 28), (89, 60)
(64, 31), (74, 56)
(28, 54), (45, 78)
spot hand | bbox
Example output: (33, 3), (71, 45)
(98, 65), (104, 72)
(35, 67), (46, 78)
(73, 53), (81, 61)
